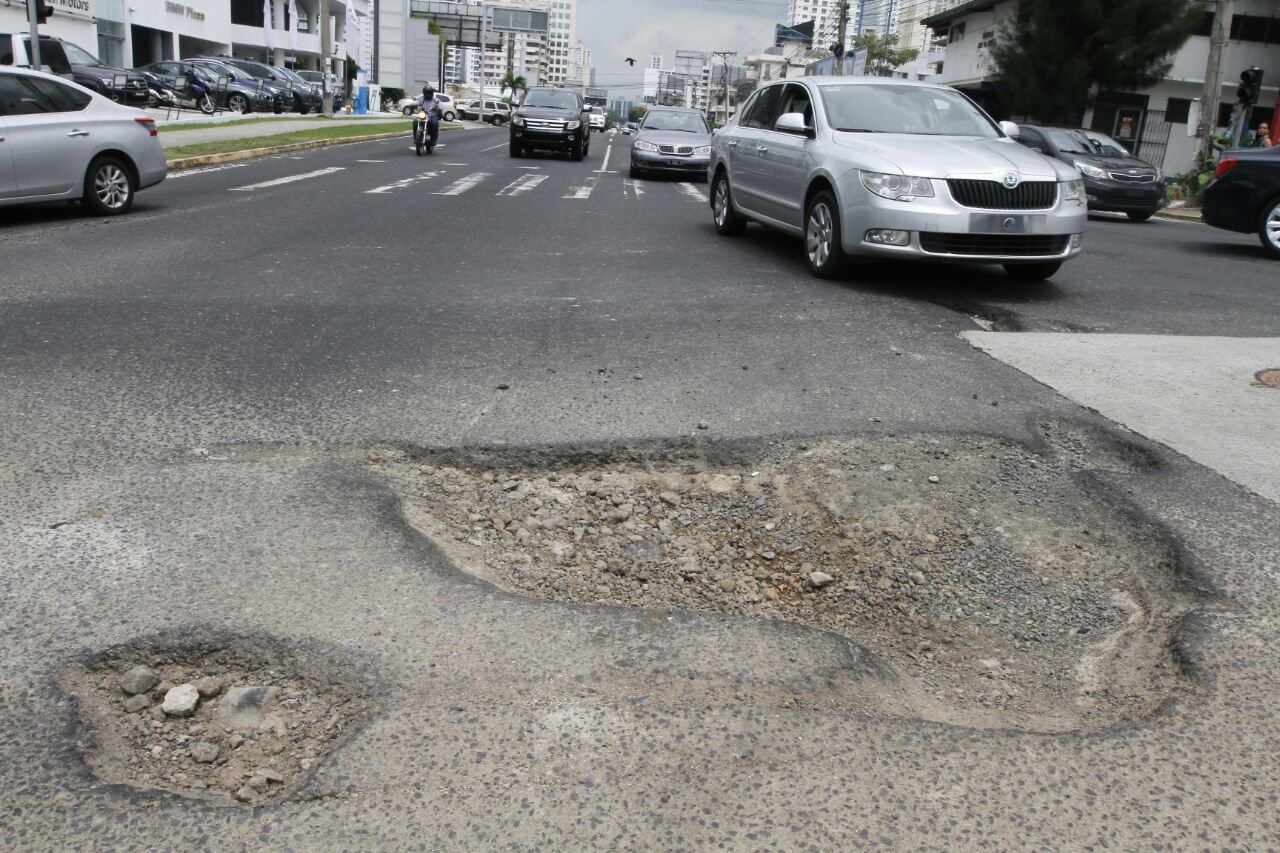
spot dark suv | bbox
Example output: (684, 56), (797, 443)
(1, 34), (147, 105)
(510, 87), (592, 160)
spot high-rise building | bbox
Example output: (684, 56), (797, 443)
(649, 52), (664, 70)
(673, 50), (711, 114)
(892, 0), (965, 54)
(544, 0), (580, 86)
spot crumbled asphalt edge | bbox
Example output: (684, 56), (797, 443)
(57, 628), (388, 809)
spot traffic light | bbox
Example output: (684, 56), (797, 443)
(30, 2), (53, 24)
(1238, 67), (1264, 106)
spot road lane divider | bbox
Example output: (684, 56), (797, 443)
(229, 167), (345, 191)
(677, 182), (708, 203)
(433, 172), (491, 196)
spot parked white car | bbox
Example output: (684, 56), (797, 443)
(396, 93), (458, 122)
(0, 67), (166, 215)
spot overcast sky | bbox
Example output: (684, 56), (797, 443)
(577, 0), (784, 98)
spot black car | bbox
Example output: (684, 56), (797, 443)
(214, 56), (321, 114)
(1202, 145), (1280, 258)
(510, 87), (592, 160)
(1017, 125), (1165, 222)
(36, 37), (150, 106)
(188, 57), (284, 113)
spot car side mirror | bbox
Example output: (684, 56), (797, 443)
(1000, 120), (1021, 139)
(775, 112), (812, 137)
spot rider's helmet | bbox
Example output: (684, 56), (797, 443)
(423, 86), (435, 99)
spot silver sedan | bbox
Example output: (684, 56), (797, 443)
(709, 76), (1086, 281)
(0, 66), (166, 215)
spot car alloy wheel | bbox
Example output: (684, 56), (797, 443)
(1260, 198), (1280, 258)
(803, 191), (847, 278)
(712, 172), (746, 236)
(714, 181), (730, 227)
(95, 164), (130, 210)
(806, 203), (834, 268)
(228, 94), (248, 114)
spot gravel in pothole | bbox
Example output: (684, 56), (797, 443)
(373, 435), (1204, 733)
(63, 635), (377, 804)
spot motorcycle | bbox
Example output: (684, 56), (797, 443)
(143, 71), (215, 115)
(413, 110), (437, 156)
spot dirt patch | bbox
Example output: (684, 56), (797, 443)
(62, 632), (379, 805)
(372, 433), (1204, 733)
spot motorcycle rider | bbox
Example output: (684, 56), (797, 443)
(415, 85), (442, 149)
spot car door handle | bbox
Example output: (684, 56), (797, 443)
(726, 140), (738, 147)
(67, 130), (90, 137)
(756, 146), (769, 153)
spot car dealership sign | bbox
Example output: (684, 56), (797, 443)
(51, 0), (96, 21)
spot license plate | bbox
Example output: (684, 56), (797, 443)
(968, 214), (1048, 234)
(1125, 189), (1149, 198)
(667, 160), (683, 166)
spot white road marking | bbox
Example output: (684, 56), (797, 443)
(169, 163), (249, 179)
(677, 182), (707, 202)
(481, 142), (508, 152)
(593, 140), (614, 174)
(624, 178), (646, 198)
(517, 166), (542, 170)
(230, 167), (345, 191)
(366, 170), (443, 194)
(433, 172), (491, 195)
(357, 159), (387, 163)
(496, 173), (549, 196)
(444, 162), (468, 166)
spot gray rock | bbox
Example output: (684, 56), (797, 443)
(121, 694), (151, 714)
(658, 491), (681, 507)
(501, 479), (520, 491)
(190, 741), (219, 764)
(161, 683), (200, 717)
(217, 686), (281, 732)
(810, 571), (836, 588)
(118, 666), (162, 696)
(254, 767), (285, 783)
(234, 785), (258, 802)
(697, 421), (710, 430)
(194, 676), (225, 698)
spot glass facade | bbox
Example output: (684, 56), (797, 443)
(96, 0), (126, 66)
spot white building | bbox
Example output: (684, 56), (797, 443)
(922, 0), (1280, 176)
(0, 0), (368, 79)
(674, 49), (711, 113)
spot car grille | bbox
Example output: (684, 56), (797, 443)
(524, 118), (566, 131)
(1108, 172), (1157, 183)
(919, 234), (1070, 257)
(658, 144), (695, 155)
(947, 179), (1058, 210)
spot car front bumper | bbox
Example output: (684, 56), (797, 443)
(512, 126), (580, 149)
(836, 173), (1087, 263)
(632, 148), (710, 175)
(1085, 178), (1165, 213)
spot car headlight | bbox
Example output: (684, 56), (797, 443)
(1073, 161), (1106, 179)
(694, 145), (712, 155)
(859, 171), (934, 202)
(1062, 179), (1086, 204)
(1155, 169), (1164, 182)
(512, 116), (525, 126)
(565, 120), (581, 130)
(634, 140), (659, 152)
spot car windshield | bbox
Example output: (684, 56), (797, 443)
(643, 111), (708, 133)
(60, 41), (102, 66)
(818, 83), (998, 137)
(523, 90), (578, 110)
(1047, 129), (1129, 157)
(275, 67), (305, 83)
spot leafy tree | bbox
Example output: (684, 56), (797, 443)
(854, 32), (919, 77)
(499, 72), (527, 105)
(628, 105), (647, 123)
(989, 0), (1197, 123)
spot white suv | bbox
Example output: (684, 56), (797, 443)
(588, 106), (606, 132)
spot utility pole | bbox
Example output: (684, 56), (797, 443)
(1198, 0), (1235, 165)
(320, 0), (332, 116)
(834, 0), (851, 76)
(26, 0), (41, 71)
(711, 50), (736, 125)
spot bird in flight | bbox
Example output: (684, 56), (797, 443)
(625, 57), (637, 66)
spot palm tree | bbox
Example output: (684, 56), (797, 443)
(500, 72), (527, 106)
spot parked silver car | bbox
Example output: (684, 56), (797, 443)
(0, 67), (166, 215)
(630, 106), (712, 180)
(710, 76), (1087, 280)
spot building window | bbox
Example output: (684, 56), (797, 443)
(949, 22), (966, 43)
(231, 0), (265, 28)
(1166, 97), (1191, 124)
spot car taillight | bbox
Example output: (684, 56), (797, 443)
(134, 117), (158, 137)
(1215, 157), (1238, 178)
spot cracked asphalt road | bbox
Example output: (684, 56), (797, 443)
(2, 128), (1278, 849)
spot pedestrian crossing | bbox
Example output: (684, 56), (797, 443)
(224, 161), (710, 204)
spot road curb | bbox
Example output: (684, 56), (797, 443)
(1156, 208), (1203, 223)
(164, 124), (469, 171)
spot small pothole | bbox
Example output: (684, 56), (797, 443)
(62, 631), (380, 806)
(371, 434), (1207, 734)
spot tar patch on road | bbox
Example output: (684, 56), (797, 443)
(371, 429), (1209, 734)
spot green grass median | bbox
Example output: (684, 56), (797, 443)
(164, 121), (414, 160)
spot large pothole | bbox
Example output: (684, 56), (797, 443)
(372, 432), (1206, 733)
(62, 631), (380, 805)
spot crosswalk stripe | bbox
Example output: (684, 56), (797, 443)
(170, 163), (248, 179)
(433, 172), (491, 196)
(563, 181), (595, 199)
(496, 173), (548, 196)
(676, 182), (708, 203)
(230, 167), (344, 191)
(624, 178), (646, 198)
(366, 170), (443, 194)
